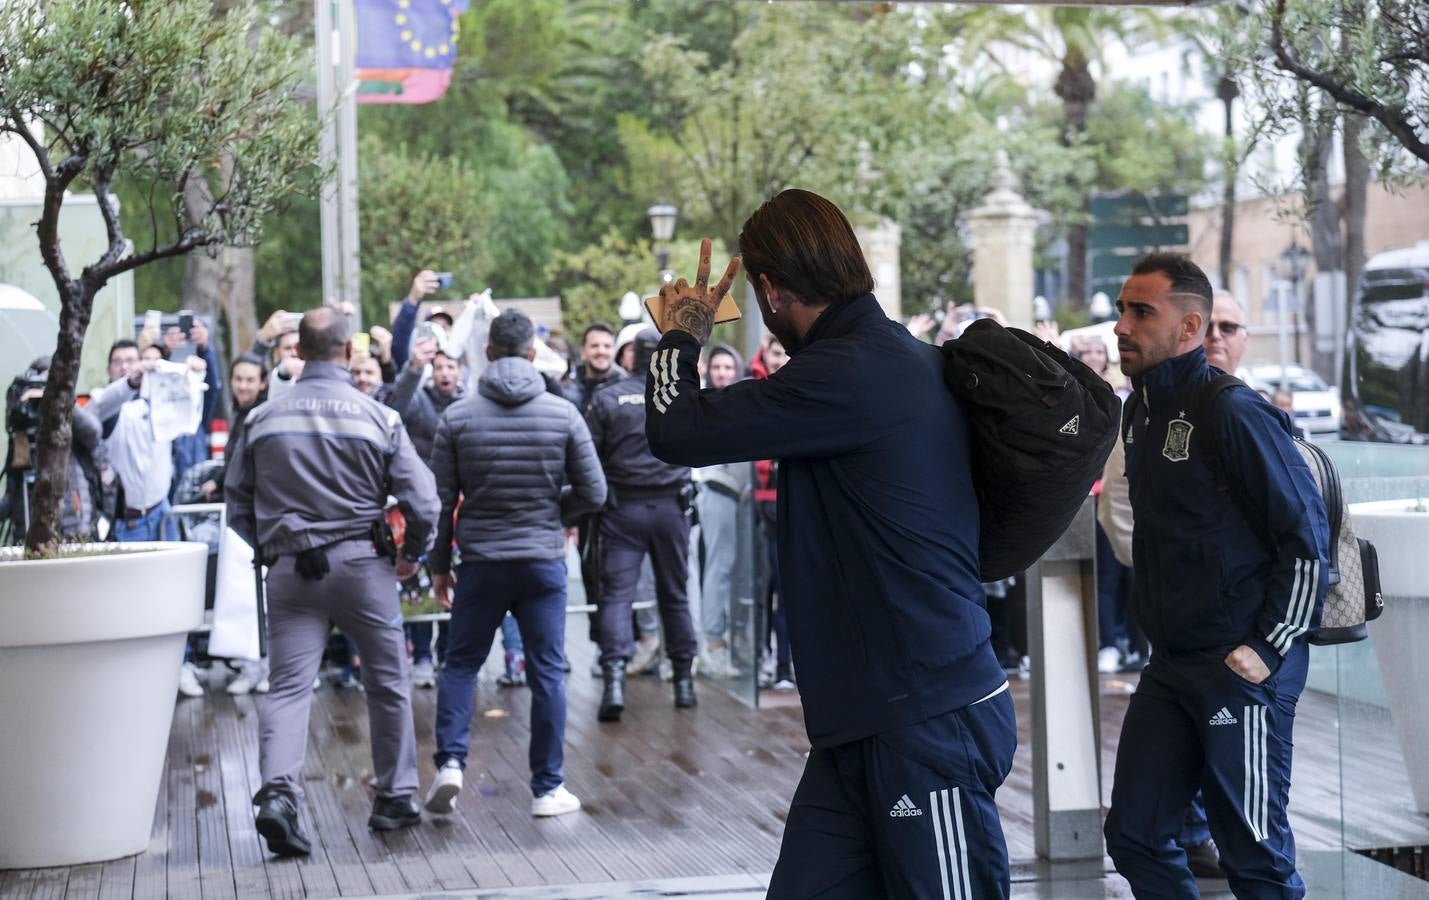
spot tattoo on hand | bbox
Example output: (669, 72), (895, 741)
(669, 297), (715, 344)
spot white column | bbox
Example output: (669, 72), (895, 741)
(966, 151), (1042, 330)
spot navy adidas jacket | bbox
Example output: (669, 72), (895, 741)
(645, 293), (1006, 748)
(1123, 347), (1330, 676)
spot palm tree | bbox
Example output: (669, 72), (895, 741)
(942, 7), (1166, 308)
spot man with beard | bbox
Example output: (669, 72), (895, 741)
(1102, 254), (1328, 899)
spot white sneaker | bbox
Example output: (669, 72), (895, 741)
(425, 761), (462, 814)
(627, 635), (661, 675)
(700, 646), (739, 679)
(531, 783), (581, 818)
(412, 659), (436, 688)
(226, 660), (269, 695)
(312, 675), (322, 691)
(178, 662), (204, 698)
(1097, 647), (1122, 674)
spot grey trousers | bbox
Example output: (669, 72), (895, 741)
(260, 540), (418, 800)
(697, 489), (738, 642)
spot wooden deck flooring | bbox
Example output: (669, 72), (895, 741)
(3, 626), (1426, 899)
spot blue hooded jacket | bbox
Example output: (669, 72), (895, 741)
(645, 293), (1006, 748)
(1123, 347), (1331, 675)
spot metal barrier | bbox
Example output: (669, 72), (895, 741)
(1025, 494), (1105, 862)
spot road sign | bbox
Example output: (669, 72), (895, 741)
(1090, 193), (1189, 219)
(1090, 223), (1189, 250)
(1091, 253), (1139, 279)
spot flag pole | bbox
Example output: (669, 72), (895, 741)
(314, 0), (340, 315)
(336, 0), (362, 330)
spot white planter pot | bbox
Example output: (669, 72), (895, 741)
(1350, 499), (1429, 816)
(0, 542), (207, 869)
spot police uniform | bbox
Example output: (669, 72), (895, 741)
(226, 360), (439, 817)
(585, 340), (698, 713)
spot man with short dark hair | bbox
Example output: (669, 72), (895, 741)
(1103, 253), (1330, 898)
(227, 306), (440, 855)
(424, 309), (606, 819)
(586, 327), (701, 720)
(565, 322), (621, 412)
(645, 189), (1015, 898)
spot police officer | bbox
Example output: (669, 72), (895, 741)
(226, 307), (440, 857)
(586, 327), (700, 721)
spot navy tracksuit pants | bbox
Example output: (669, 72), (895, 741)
(1106, 644), (1310, 899)
(768, 687), (1017, 899)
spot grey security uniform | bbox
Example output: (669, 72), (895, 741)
(226, 360), (439, 802)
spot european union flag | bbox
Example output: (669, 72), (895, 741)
(355, 0), (468, 71)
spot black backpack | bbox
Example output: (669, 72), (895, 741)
(1128, 374), (1384, 645)
(941, 319), (1122, 581)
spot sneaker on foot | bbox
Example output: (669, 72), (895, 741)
(497, 652), (527, 687)
(424, 760), (462, 814)
(1097, 646), (1122, 674)
(336, 666), (362, 690)
(699, 646), (739, 679)
(312, 675), (322, 691)
(368, 795), (421, 831)
(627, 635), (661, 675)
(412, 659), (436, 688)
(1017, 655), (1031, 681)
(178, 662), (204, 698)
(227, 660), (268, 696)
(531, 783), (581, 818)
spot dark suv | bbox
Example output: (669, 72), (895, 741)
(1342, 241), (1429, 444)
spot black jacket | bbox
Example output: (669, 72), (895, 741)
(586, 371), (689, 498)
(645, 293), (1004, 747)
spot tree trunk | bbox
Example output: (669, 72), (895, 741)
(1055, 53), (1095, 310)
(1216, 75), (1239, 291)
(184, 242), (256, 358)
(25, 279), (93, 557)
(1303, 112), (1340, 377)
(1341, 112), (1369, 387)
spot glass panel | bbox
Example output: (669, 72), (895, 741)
(1318, 440), (1429, 891)
(691, 463), (761, 707)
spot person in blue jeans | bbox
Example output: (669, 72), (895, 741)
(423, 309), (606, 818)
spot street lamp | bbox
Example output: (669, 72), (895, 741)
(1279, 240), (1311, 374)
(647, 203), (678, 282)
(618, 291), (642, 325)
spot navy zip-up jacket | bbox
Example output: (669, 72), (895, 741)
(1124, 347), (1330, 676)
(645, 293), (1005, 748)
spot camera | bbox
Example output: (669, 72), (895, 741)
(5, 368), (48, 438)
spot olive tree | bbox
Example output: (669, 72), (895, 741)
(0, 0), (320, 557)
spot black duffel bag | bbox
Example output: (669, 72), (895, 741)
(941, 319), (1122, 581)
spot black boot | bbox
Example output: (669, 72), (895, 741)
(599, 659), (626, 722)
(672, 658), (697, 709)
(253, 783), (311, 858)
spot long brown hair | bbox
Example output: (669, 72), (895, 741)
(738, 189), (873, 306)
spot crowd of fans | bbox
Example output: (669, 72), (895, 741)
(5, 274), (1218, 701)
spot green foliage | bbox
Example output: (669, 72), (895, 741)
(1083, 85), (1211, 196)
(0, 0), (319, 260)
(1201, 0), (1429, 179)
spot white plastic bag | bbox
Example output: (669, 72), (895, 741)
(208, 527), (264, 661)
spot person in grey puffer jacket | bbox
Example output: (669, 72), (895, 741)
(424, 309), (606, 820)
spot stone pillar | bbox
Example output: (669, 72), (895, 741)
(856, 219), (902, 321)
(966, 151), (1041, 330)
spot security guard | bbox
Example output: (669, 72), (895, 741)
(585, 328), (699, 721)
(226, 307), (440, 857)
